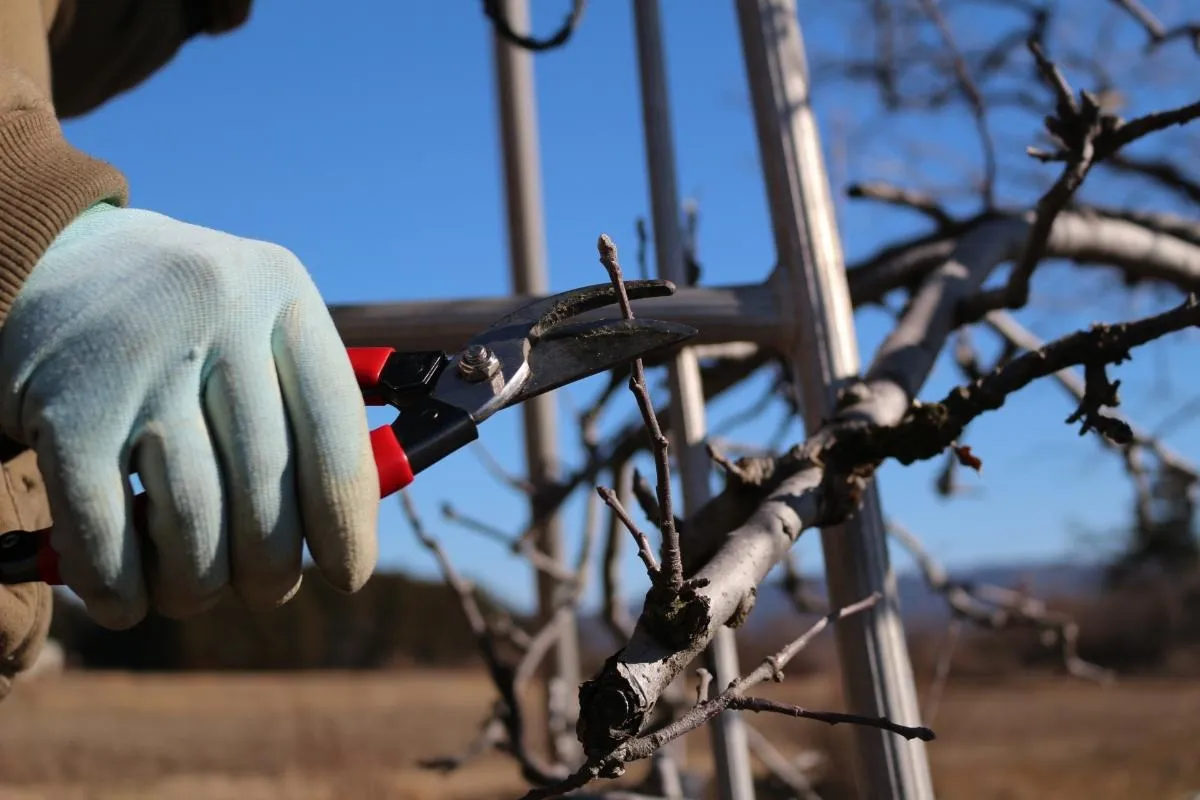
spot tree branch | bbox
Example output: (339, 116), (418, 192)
(575, 263), (1199, 758)
(846, 180), (956, 227)
(1106, 0), (1200, 54)
(597, 234), (685, 593)
(958, 39), (1200, 319)
(523, 594), (931, 799)
(400, 493), (571, 785)
(914, 0), (999, 206)
(601, 462), (637, 643)
(886, 520), (1113, 683)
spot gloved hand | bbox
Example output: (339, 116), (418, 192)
(0, 202), (379, 630)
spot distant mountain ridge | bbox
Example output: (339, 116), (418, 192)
(577, 559), (1105, 645)
(750, 559), (1104, 629)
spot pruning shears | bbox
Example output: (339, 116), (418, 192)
(0, 279), (695, 586)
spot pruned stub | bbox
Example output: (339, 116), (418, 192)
(576, 654), (646, 760)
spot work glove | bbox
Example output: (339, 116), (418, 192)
(0, 202), (379, 630)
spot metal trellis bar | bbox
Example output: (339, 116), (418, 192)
(632, 1), (757, 797)
(734, 0), (935, 796)
(490, 0), (583, 764)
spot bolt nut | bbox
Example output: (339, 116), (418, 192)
(457, 344), (500, 382)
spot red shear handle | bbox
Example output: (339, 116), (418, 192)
(32, 529), (62, 586)
(27, 349), (417, 586)
(348, 346), (397, 390)
(348, 346), (416, 496)
(369, 424), (415, 497)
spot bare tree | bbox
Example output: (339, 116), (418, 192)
(385, 2), (1200, 797)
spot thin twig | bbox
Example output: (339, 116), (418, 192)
(743, 722), (825, 800)
(887, 520), (1113, 683)
(602, 462), (637, 642)
(959, 39), (1200, 319)
(923, 617), (963, 725)
(597, 233), (684, 592)
(1106, 0), (1200, 54)
(846, 181), (956, 227)
(596, 486), (661, 576)
(400, 492), (571, 784)
(914, 0), (999, 206)
(959, 38), (1104, 317)
(472, 441), (536, 495)
(440, 503), (578, 585)
(419, 712), (507, 772)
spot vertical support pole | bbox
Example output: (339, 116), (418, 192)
(733, 1), (935, 798)
(632, 3), (757, 798)
(490, 0), (582, 763)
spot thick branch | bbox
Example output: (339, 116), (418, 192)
(1104, 152), (1200, 207)
(983, 309), (1199, 481)
(575, 222), (1200, 756)
(844, 208), (1200, 308)
(529, 595), (931, 798)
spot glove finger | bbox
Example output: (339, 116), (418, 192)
(204, 351), (304, 609)
(134, 406), (228, 619)
(272, 283), (378, 593)
(34, 424), (146, 630)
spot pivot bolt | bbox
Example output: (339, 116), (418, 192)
(457, 344), (500, 382)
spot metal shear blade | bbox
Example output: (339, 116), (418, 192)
(431, 279), (695, 422)
(519, 317), (693, 403)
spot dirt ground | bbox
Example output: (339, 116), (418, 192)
(0, 668), (1197, 799)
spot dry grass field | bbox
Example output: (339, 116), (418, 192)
(0, 668), (1198, 799)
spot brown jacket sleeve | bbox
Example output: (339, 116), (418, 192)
(48, 0), (252, 119)
(0, 0), (250, 699)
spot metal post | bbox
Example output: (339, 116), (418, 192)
(490, 0), (582, 763)
(734, 1), (935, 798)
(632, 3), (757, 798)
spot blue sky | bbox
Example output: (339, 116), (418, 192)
(58, 2), (1200, 613)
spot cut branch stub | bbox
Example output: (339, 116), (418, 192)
(576, 653), (642, 761)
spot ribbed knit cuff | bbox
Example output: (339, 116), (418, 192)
(0, 105), (129, 326)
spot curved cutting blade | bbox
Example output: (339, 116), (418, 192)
(515, 317), (697, 405)
(429, 279), (695, 423)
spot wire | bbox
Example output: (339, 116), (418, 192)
(481, 0), (588, 52)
